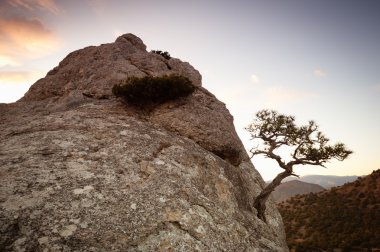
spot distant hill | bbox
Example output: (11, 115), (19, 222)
(283, 174), (358, 188)
(278, 169), (380, 251)
(272, 180), (324, 203)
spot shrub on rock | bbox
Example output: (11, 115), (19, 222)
(151, 50), (171, 60)
(112, 74), (195, 106)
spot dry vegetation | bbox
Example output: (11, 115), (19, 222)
(278, 169), (380, 251)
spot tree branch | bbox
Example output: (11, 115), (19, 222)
(250, 146), (287, 170)
(287, 158), (326, 167)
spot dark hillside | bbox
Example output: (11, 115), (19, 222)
(283, 175), (358, 189)
(272, 180), (325, 203)
(278, 169), (380, 251)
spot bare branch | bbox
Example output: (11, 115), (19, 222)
(250, 148), (287, 170)
(291, 173), (300, 178)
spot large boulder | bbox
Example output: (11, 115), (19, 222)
(0, 34), (288, 251)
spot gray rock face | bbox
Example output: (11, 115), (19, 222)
(0, 34), (288, 251)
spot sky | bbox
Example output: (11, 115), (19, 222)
(0, 0), (379, 180)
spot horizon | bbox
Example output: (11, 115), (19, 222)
(1, 0), (379, 180)
(266, 173), (367, 183)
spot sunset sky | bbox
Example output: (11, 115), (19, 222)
(1, 0), (379, 180)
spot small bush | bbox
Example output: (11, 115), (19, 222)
(112, 74), (195, 106)
(151, 50), (171, 60)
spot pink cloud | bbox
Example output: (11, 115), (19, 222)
(265, 86), (319, 107)
(373, 84), (380, 92)
(313, 68), (327, 78)
(0, 17), (60, 66)
(0, 71), (44, 84)
(8, 0), (62, 15)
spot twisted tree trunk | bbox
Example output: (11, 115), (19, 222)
(253, 170), (292, 221)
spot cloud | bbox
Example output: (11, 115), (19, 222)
(250, 74), (260, 84)
(0, 71), (44, 84)
(372, 84), (380, 92)
(86, 0), (110, 14)
(7, 0), (62, 15)
(0, 70), (45, 103)
(0, 82), (32, 103)
(0, 17), (60, 66)
(313, 68), (327, 78)
(0, 55), (19, 67)
(265, 86), (318, 107)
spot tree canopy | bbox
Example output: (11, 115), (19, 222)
(246, 109), (352, 221)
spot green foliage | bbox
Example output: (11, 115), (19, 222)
(151, 50), (171, 60)
(112, 74), (195, 107)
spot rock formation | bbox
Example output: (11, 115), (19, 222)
(0, 34), (288, 251)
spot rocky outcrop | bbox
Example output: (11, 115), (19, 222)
(21, 34), (202, 101)
(0, 34), (288, 251)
